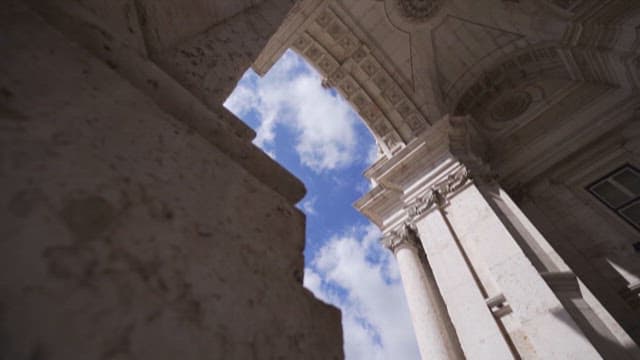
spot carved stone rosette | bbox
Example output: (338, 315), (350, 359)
(396, 0), (444, 21)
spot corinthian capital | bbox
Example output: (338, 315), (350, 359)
(381, 223), (420, 252)
(405, 166), (472, 220)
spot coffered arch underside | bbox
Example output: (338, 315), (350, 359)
(449, 42), (639, 189)
(289, 5), (433, 157)
(254, 0), (640, 159)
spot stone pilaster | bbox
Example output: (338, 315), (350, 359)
(405, 184), (516, 359)
(356, 115), (608, 359)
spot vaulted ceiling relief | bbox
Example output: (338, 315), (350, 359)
(431, 16), (526, 109)
(291, 6), (431, 156)
(452, 39), (627, 135)
(546, 0), (582, 11)
(453, 46), (608, 139)
(453, 46), (566, 120)
(488, 91), (533, 123)
(396, 0), (444, 21)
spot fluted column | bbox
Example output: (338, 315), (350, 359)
(383, 225), (464, 360)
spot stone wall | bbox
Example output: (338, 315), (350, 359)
(519, 116), (640, 346)
(0, 1), (343, 359)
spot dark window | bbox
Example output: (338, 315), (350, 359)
(589, 165), (640, 229)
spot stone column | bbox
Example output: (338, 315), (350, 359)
(383, 225), (464, 360)
(357, 116), (610, 359)
(442, 177), (604, 359)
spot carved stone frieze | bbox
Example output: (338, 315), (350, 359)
(406, 167), (471, 219)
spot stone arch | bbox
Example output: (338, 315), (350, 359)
(287, 8), (432, 157)
(254, 4), (435, 157)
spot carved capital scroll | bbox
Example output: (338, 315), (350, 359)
(382, 223), (420, 253)
(406, 167), (471, 219)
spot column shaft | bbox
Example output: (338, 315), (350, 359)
(387, 229), (464, 360)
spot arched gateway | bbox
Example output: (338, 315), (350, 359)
(1, 0), (640, 359)
(255, 1), (640, 358)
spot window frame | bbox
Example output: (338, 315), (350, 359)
(587, 164), (640, 231)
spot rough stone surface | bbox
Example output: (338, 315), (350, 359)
(0, 1), (342, 359)
(157, 0), (296, 111)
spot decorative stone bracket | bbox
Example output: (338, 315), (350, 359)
(383, 0), (445, 32)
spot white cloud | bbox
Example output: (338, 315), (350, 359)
(299, 196), (317, 216)
(304, 224), (420, 360)
(225, 49), (413, 359)
(223, 80), (258, 117)
(367, 142), (381, 165)
(351, 143), (380, 195)
(224, 50), (363, 173)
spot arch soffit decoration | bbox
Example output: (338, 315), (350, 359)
(381, 0), (639, 126)
(289, 4), (434, 157)
(255, 0), (639, 156)
(449, 18), (640, 139)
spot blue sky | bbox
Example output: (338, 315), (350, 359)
(224, 50), (419, 359)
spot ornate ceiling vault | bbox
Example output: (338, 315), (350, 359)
(254, 0), (640, 172)
(254, 0), (436, 157)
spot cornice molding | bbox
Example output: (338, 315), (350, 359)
(355, 115), (490, 229)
